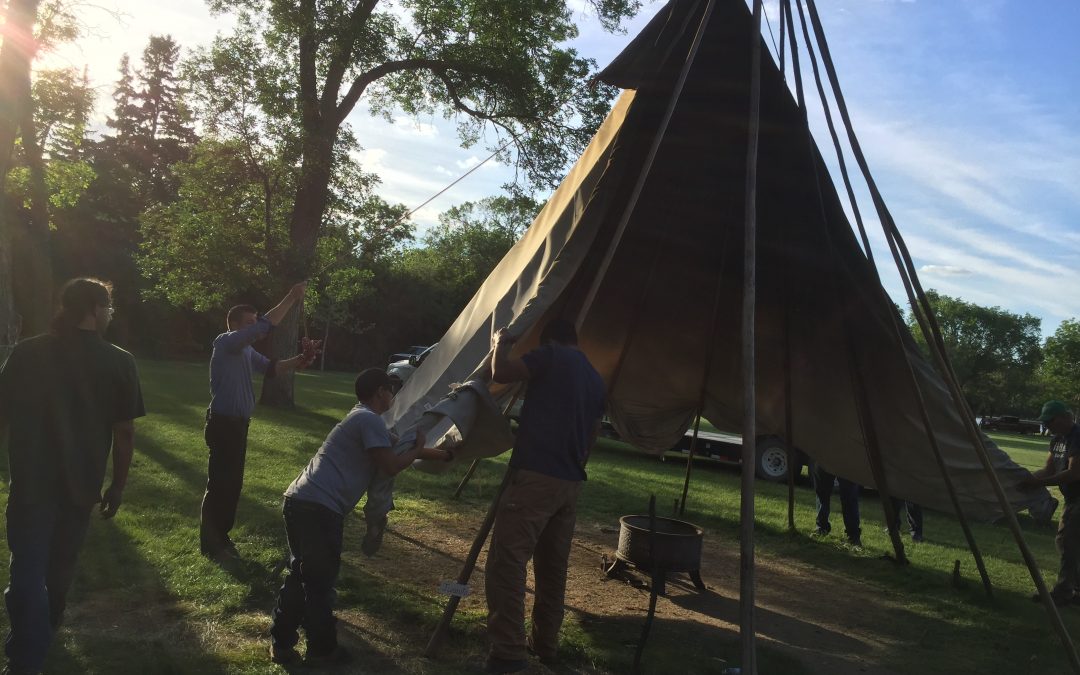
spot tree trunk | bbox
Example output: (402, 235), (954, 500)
(1, 0), (51, 337)
(259, 299), (301, 407)
(261, 129), (335, 407)
(12, 96), (53, 337)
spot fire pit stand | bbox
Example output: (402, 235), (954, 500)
(605, 514), (707, 596)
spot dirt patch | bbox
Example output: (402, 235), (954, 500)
(350, 507), (910, 675)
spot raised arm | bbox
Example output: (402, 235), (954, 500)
(264, 281), (307, 327)
(491, 328), (531, 384)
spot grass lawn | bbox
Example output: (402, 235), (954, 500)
(0, 360), (1075, 673)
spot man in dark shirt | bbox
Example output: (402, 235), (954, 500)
(0, 278), (145, 675)
(1019, 400), (1080, 605)
(484, 319), (605, 674)
(201, 282), (318, 559)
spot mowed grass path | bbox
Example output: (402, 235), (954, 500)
(0, 359), (1076, 673)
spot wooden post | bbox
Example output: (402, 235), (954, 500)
(739, 1), (764, 672)
(802, 0), (1079, 668)
(789, 0), (990, 594)
(632, 495), (659, 674)
(679, 415), (703, 516)
(425, 466), (512, 658)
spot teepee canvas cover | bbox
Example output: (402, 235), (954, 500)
(386, 0), (1051, 523)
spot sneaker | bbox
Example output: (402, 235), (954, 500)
(912, 533), (924, 543)
(485, 655), (529, 674)
(269, 644), (301, 665)
(361, 515), (388, 557)
(304, 645), (351, 666)
(846, 536), (863, 548)
(810, 527), (829, 538)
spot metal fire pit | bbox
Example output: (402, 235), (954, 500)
(605, 515), (707, 595)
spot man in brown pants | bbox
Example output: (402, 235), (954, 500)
(484, 319), (605, 674)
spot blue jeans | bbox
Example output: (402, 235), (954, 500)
(890, 498), (923, 538)
(4, 500), (93, 673)
(270, 497), (344, 656)
(812, 463), (861, 541)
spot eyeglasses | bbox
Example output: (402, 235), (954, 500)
(102, 305), (115, 317)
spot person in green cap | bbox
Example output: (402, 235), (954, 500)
(1019, 400), (1080, 605)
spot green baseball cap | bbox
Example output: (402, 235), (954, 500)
(1039, 400), (1071, 423)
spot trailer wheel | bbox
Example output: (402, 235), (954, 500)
(755, 438), (790, 482)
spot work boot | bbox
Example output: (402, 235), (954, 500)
(304, 645), (351, 666)
(269, 644), (301, 665)
(485, 655), (528, 674)
(527, 636), (559, 666)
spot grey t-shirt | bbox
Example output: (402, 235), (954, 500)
(285, 403), (391, 515)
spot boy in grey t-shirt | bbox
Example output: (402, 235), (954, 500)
(269, 369), (451, 665)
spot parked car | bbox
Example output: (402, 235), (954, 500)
(979, 415), (1043, 435)
(387, 343), (437, 392)
(388, 345), (429, 365)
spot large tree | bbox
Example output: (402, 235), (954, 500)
(1042, 319), (1080, 409)
(911, 291), (1043, 415)
(193, 0), (637, 405)
(0, 0), (80, 338)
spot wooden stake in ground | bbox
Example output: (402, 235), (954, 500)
(424, 467), (512, 657)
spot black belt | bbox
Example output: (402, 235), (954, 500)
(206, 409), (249, 424)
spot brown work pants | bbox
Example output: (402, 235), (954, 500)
(485, 469), (582, 661)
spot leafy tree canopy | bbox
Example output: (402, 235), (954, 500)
(911, 290), (1042, 414)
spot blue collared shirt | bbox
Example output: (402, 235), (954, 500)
(208, 316), (274, 419)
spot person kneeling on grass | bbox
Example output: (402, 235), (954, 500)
(268, 368), (451, 665)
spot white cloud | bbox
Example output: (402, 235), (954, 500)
(919, 265), (972, 277)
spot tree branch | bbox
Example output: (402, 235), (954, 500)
(319, 0), (379, 118)
(335, 58), (502, 125)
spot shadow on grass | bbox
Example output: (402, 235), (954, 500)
(42, 518), (233, 674)
(570, 609), (811, 674)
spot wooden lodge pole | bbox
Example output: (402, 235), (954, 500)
(739, 1), (764, 672)
(802, 0), (1079, 668)
(788, 0), (991, 594)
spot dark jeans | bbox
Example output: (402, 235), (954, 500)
(270, 497), (344, 656)
(1054, 501), (1080, 599)
(5, 500), (93, 673)
(812, 462), (861, 540)
(201, 411), (249, 554)
(890, 498), (924, 538)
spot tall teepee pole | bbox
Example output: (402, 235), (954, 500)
(790, 0), (991, 595)
(740, 0), (764, 672)
(802, 1), (1079, 669)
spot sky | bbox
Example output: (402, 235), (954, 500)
(36, 0), (1080, 335)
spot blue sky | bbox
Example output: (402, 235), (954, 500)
(40, 0), (1080, 335)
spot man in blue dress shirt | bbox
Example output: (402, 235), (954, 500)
(201, 281), (316, 559)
